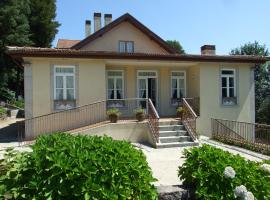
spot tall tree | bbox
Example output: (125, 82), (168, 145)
(230, 41), (270, 123)
(29, 0), (60, 47)
(166, 40), (185, 54)
(0, 0), (60, 100)
(0, 0), (33, 100)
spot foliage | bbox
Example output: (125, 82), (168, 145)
(107, 108), (121, 116)
(166, 40), (185, 54)
(176, 106), (183, 113)
(0, 107), (6, 117)
(134, 108), (145, 114)
(28, 0), (60, 47)
(178, 145), (270, 200)
(264, 160), (270, 164)
(0, 0), (33, 100)
(257, 97), (270, 124)
(9, 98), (24, 109)
(0, 0), (59, 100)
(230, 41), (270, 124)
(0, 134), (157, 199)
(0, 88), (15, 101)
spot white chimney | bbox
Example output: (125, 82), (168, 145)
(94, 12), (101, 32)
(104, 14), (112, 26)
(85, 20), (91, 37)
(201, 45), (216, 55)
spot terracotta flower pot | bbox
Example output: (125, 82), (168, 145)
(136, 112), (145, 122)
(109, 114), (118, 123)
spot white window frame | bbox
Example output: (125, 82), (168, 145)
(54, 65), (76, 100)
(220, 68), (237, 105)
(106, 70), (124, 100)
(118, 41), (134, 53)
(171, 71), (186, 103)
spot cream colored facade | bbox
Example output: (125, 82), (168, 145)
(21, 14), (256, 138)
(81, 21), (168, 54)
(24, 57), (255, 137)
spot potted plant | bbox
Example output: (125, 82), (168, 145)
(176, 106), (184, 120)
(134, 108), (145, 122)
(107, 108), (121, 123)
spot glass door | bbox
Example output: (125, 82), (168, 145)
(137, 71), (158, 109)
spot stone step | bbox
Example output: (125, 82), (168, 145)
(159, 120), (180, 126)
(159, 130), (188, 137)
(156, 141), (199, 148)
(159, 125), (184, 131)
(159, 136), (192, 143)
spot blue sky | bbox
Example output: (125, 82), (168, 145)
(54, 0), (270, 54)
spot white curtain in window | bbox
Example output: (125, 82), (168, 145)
(54, 67), (75, 100)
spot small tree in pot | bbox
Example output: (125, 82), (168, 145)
(134, 108), (145, 122)
(107, 108), (121, 123)
(176, 106), (184, 120)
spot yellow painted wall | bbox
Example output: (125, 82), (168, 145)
(197, 63), (254, 136)
(81, 21), (169, 54)
(26, 58), (254, 138)
(28, 58), (106, 117)
(31, 60), (51, 117)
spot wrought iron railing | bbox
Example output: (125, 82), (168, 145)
(147, 99), (160, 143)
(184, 97), (200, 116)
(212, 118), (270, 155)
(182, 98), (198, 141)
(17, 98), (149, 141)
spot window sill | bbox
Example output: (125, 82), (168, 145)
(54, 100), (76, 110)
(107, 99), (125, 108)
(221, 97), (238, 107)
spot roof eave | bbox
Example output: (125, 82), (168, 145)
(7, 51), (269, 64)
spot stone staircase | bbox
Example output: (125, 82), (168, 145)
(156, 120), (199, 148)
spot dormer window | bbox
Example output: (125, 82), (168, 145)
(119, 41), (134, 53)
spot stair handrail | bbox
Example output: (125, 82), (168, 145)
(147, 99), (160, 143)
(182, 98), (198, 140)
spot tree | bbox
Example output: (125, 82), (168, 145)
(166, 40), (185, 54)
(0, 0), (33, 100)
(230, 41), (270, 123)
(0, 0), (60, 100)
(28, 0), (60, 47)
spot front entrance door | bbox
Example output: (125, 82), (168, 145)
(137, 71), (157, 108)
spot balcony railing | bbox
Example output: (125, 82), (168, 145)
(212, 118), (270, 155)
(182, 98), (198, 140)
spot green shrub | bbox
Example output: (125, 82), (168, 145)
(264, 160), (270, 164)
(106, 107), (121, 116)
(0, 134), (157, 199)
(178, 144), (270, 200)
(9, 99), (24, 109)
(0, 107), (5, 115)
(0, 107), (6, 119)
(134, 108), (145, 114)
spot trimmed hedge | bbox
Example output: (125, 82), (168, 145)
(178, 145), (270, 200)
(0, 133), (157, 199)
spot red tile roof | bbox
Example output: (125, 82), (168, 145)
(7, 46), (270, 64)
(56, 39), (81, 48)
